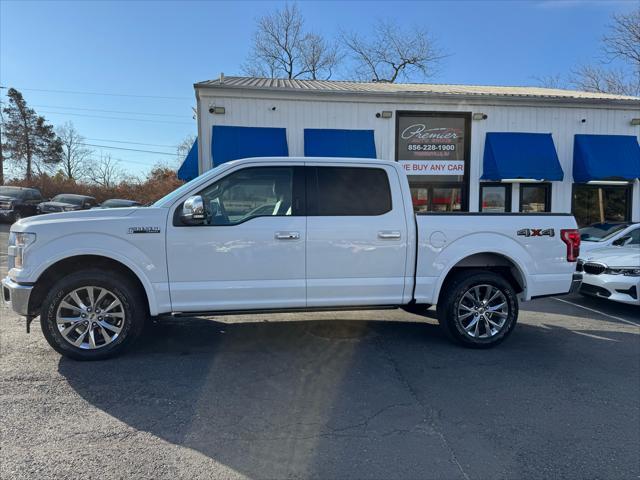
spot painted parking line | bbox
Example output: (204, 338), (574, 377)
(553, 297), (640, 327)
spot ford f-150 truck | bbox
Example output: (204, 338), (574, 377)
(2, 157), (582, 360)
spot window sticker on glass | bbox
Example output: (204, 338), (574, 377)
(397, 114), (468, 176)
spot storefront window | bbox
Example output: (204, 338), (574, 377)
(520, 183), (551, 213)
(433, 187), (462, 212)
(397, 112), (470, 212)
(410, 186), (429, 213)
(410, 184), (462, 212)
(572, 184), (631, 227)
(480, 183), (511, 212)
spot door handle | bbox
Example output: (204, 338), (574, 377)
(378, 230), (401, 239)
(275, 231), (300, 240)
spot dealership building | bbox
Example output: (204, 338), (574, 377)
(179, 76), (640, 226)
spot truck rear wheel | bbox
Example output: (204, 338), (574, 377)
(437, 271), (518, 348)
(40, 269), (146, 360)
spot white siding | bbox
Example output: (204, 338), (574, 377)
(196, 90), (640, 219)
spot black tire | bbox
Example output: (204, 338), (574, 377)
(40, 269), (147, 360)
(437, 270), (519, 348)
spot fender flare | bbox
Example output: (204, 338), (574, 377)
(430, 239), (532, 305)
(30, 244), (161, 316)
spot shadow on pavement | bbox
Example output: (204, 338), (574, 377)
(522, 293), (639, 326)
(58, 316), (640, 479)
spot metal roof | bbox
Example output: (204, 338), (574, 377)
(195, 76), (640, 104)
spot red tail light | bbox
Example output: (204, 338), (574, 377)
(560, 229), (581, 262)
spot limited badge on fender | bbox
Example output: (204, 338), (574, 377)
(128, 226), (161, 234)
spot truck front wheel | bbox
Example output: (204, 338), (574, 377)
(437, 271), (518, 348)
(40, 269), (146, 360)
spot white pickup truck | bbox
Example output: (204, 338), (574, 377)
(2, 157), (582, 360)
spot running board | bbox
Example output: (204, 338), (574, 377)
(169, 305), (400, 318)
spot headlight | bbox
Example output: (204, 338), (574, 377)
(605, 267), (640, 277)
(9, 232), (36, 269)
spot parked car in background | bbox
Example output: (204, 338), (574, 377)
(578, 228), (640, 305)
(0, 186), (44, 223)
(97, 199), (142, 209)
(579, 222), (639, 253)
(38, 194), (97, 214)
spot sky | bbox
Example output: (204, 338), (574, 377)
(0, 0), (637, 177)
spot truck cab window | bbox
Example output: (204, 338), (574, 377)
(309, 166), (392, 216)
(198, 167), (295, 225)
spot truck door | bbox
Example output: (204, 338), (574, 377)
(166, 164), (306, 312)
(305, 164), (409, 307)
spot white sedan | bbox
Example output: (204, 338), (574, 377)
(578, 231), (640, 305)
(579, 222), (639, 253)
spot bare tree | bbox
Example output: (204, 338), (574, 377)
(177, 134), (197, 158)
(87, 153), (122, 189)
(532, 74), (567, 89)
(243, 3), (339, 79)
(300, 33), (340, 80)
(342, 20), (445, 83)
(571, 8), (639, 96)
(56, 122), (91, 181)
(570, 65), (636, 96)
(603, 8), (640, 66)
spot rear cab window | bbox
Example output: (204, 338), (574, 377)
(307, 166), (392, 216)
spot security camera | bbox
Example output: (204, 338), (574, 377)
(375, 112), (381, 118)
(271, 106), (277, 111)
(209, 106), (215, 114)
(581, 118), (586, 123)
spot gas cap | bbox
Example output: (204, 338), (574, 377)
(429, 231), (447, 248)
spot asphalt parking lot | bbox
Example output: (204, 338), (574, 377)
(0, 222), (638, 480)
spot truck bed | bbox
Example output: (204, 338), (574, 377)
(413, 212), (578, 304)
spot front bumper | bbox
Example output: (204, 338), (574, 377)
(580, 272), (640, 305)
(0, 209), (15, 220)
(1, 277), (33, 316)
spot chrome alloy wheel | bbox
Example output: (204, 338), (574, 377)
(456, 284), (509, 339)
(56, 286), (126, 349)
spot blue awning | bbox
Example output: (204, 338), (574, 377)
(481, 132), (563, 181)
(573, 134), (640, 182)
(177, 138), (199, 182)
(212, 125), (288, 166)
(304, 129), (376, 158)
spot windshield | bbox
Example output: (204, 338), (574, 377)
(52, 195), (84, 205)
(152, 163), (229, 207)
(579, 223), (629, 242)
(0, 187), (23, 199)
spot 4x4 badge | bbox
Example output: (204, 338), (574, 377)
(517, 228), (554, 237)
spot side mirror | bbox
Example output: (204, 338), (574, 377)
(181, 195), (206, 225)
(612, 236), (630, 246)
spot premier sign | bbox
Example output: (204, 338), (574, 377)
(396, 114), (468, 176)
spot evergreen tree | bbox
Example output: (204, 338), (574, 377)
(2, 88), (62, 180)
